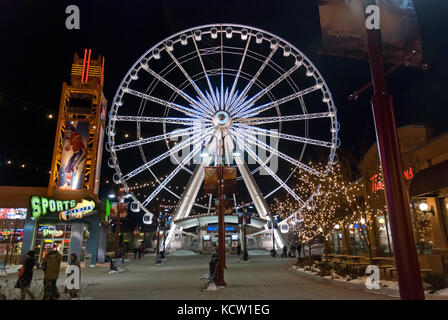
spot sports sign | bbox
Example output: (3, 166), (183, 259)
(30, 196), (95, 221)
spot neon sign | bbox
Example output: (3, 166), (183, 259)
(370, 167), (414, 193)
(30, 196), (95, 220)
(42, 229), (64, 237)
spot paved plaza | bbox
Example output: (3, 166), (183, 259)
(1, 251), (396, 300)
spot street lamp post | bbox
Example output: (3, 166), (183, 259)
(242, 203), (249, 262)
(271, 215), (278, 257)
(217, 144), (226, 286)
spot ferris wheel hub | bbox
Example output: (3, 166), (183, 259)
(213, 110), (231, 127)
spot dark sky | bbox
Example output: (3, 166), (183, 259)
(0, 0), (447, 202)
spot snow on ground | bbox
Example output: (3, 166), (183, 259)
(170, 250), (198, 256)
(291, 264), (448, 297)
(434, 288), (448, 296)
(0, 265), (21, 276)
(248, 249), (271, 256)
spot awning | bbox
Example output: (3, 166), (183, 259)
(409, 160), (448, 197)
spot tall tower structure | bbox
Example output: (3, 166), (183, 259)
(48, 49), (107, 201)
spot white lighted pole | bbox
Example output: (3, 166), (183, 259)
(106, 24), (340, 251)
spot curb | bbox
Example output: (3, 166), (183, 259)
(290, 267), (448, 300)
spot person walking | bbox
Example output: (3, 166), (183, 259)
(297, 243), (302, 258)
(140, 242), (145, 258)
(65, 253), (81, 298)
(237, 242), (241, 256)
(138, 241), (143, 259)
(282, 245), (288, 258)
(17, 251), (36, 300)
(42, 247), (62, 300)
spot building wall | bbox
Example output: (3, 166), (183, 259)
(352, 125), (448, 274)
(0, 186), (48, 208)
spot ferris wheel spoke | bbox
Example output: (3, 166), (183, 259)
(120, 130), (209, 181)
(232, 132), (305, 205)
(229, 45), (278, 113)
(112, 126), (208, 152)
(165, 49), (216, 113)
(235, 111), (332, 125)
(141, 65), (212, 116)
(142, 143), (203, 206)
(111, 115), (210, 126)
(191, 34), (219, 112)
(233, 123), (333, 148)
(233, 64), (300, 116)
(234, 128), (322, 177)
(124, 88), (206, 118)
(234, 85), (321, 119)
(224, 34), (252, 111)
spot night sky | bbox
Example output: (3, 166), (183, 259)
(1, 0), (447, 203)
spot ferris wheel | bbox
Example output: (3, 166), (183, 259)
(106, 24), (340, 250)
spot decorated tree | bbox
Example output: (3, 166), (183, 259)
(271, 161), (362, 259)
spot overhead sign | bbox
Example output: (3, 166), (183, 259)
(318, 0), (423, 66)
(30, 196), (95, 221)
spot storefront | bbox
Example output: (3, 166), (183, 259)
(351, 125), (448, 274)
(0, 208), (27, 264)
(22, 195), (108, 265)
(0, 186), (108, 266)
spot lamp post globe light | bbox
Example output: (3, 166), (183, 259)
(106, 24), (340, 254)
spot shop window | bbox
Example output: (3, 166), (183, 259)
(377, 215), (393, 255)
(413, 204), (434, 255)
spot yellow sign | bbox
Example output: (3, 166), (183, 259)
(59, 199), (96, 221)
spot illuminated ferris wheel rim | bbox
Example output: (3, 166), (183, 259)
(106, 23), (340, 221)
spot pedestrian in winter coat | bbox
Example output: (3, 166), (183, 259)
(139, 242), (145, 259)
(297, 244), (302, 257)
(65, 253), (81, 298)
(17, 251), (36, 300)
(42, 249), (62, 300)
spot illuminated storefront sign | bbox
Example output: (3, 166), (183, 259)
(370, 167), (414, 193)
(207, 225), (235, 232)
(42, 228), (64, 237)
(59, 199), (95, 221)
(30, 196), (95, 221)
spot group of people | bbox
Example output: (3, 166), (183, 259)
(281, 244), (303, 258)
(16, 247), (81, 300)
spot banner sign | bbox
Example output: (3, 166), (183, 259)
(58, 120), (89, 190)
(30, 196), (95, 221)
(318, 0), (423, 66)
(0, 208), (27, 220)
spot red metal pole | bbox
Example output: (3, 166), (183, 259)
(363, 0), (424, 300)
